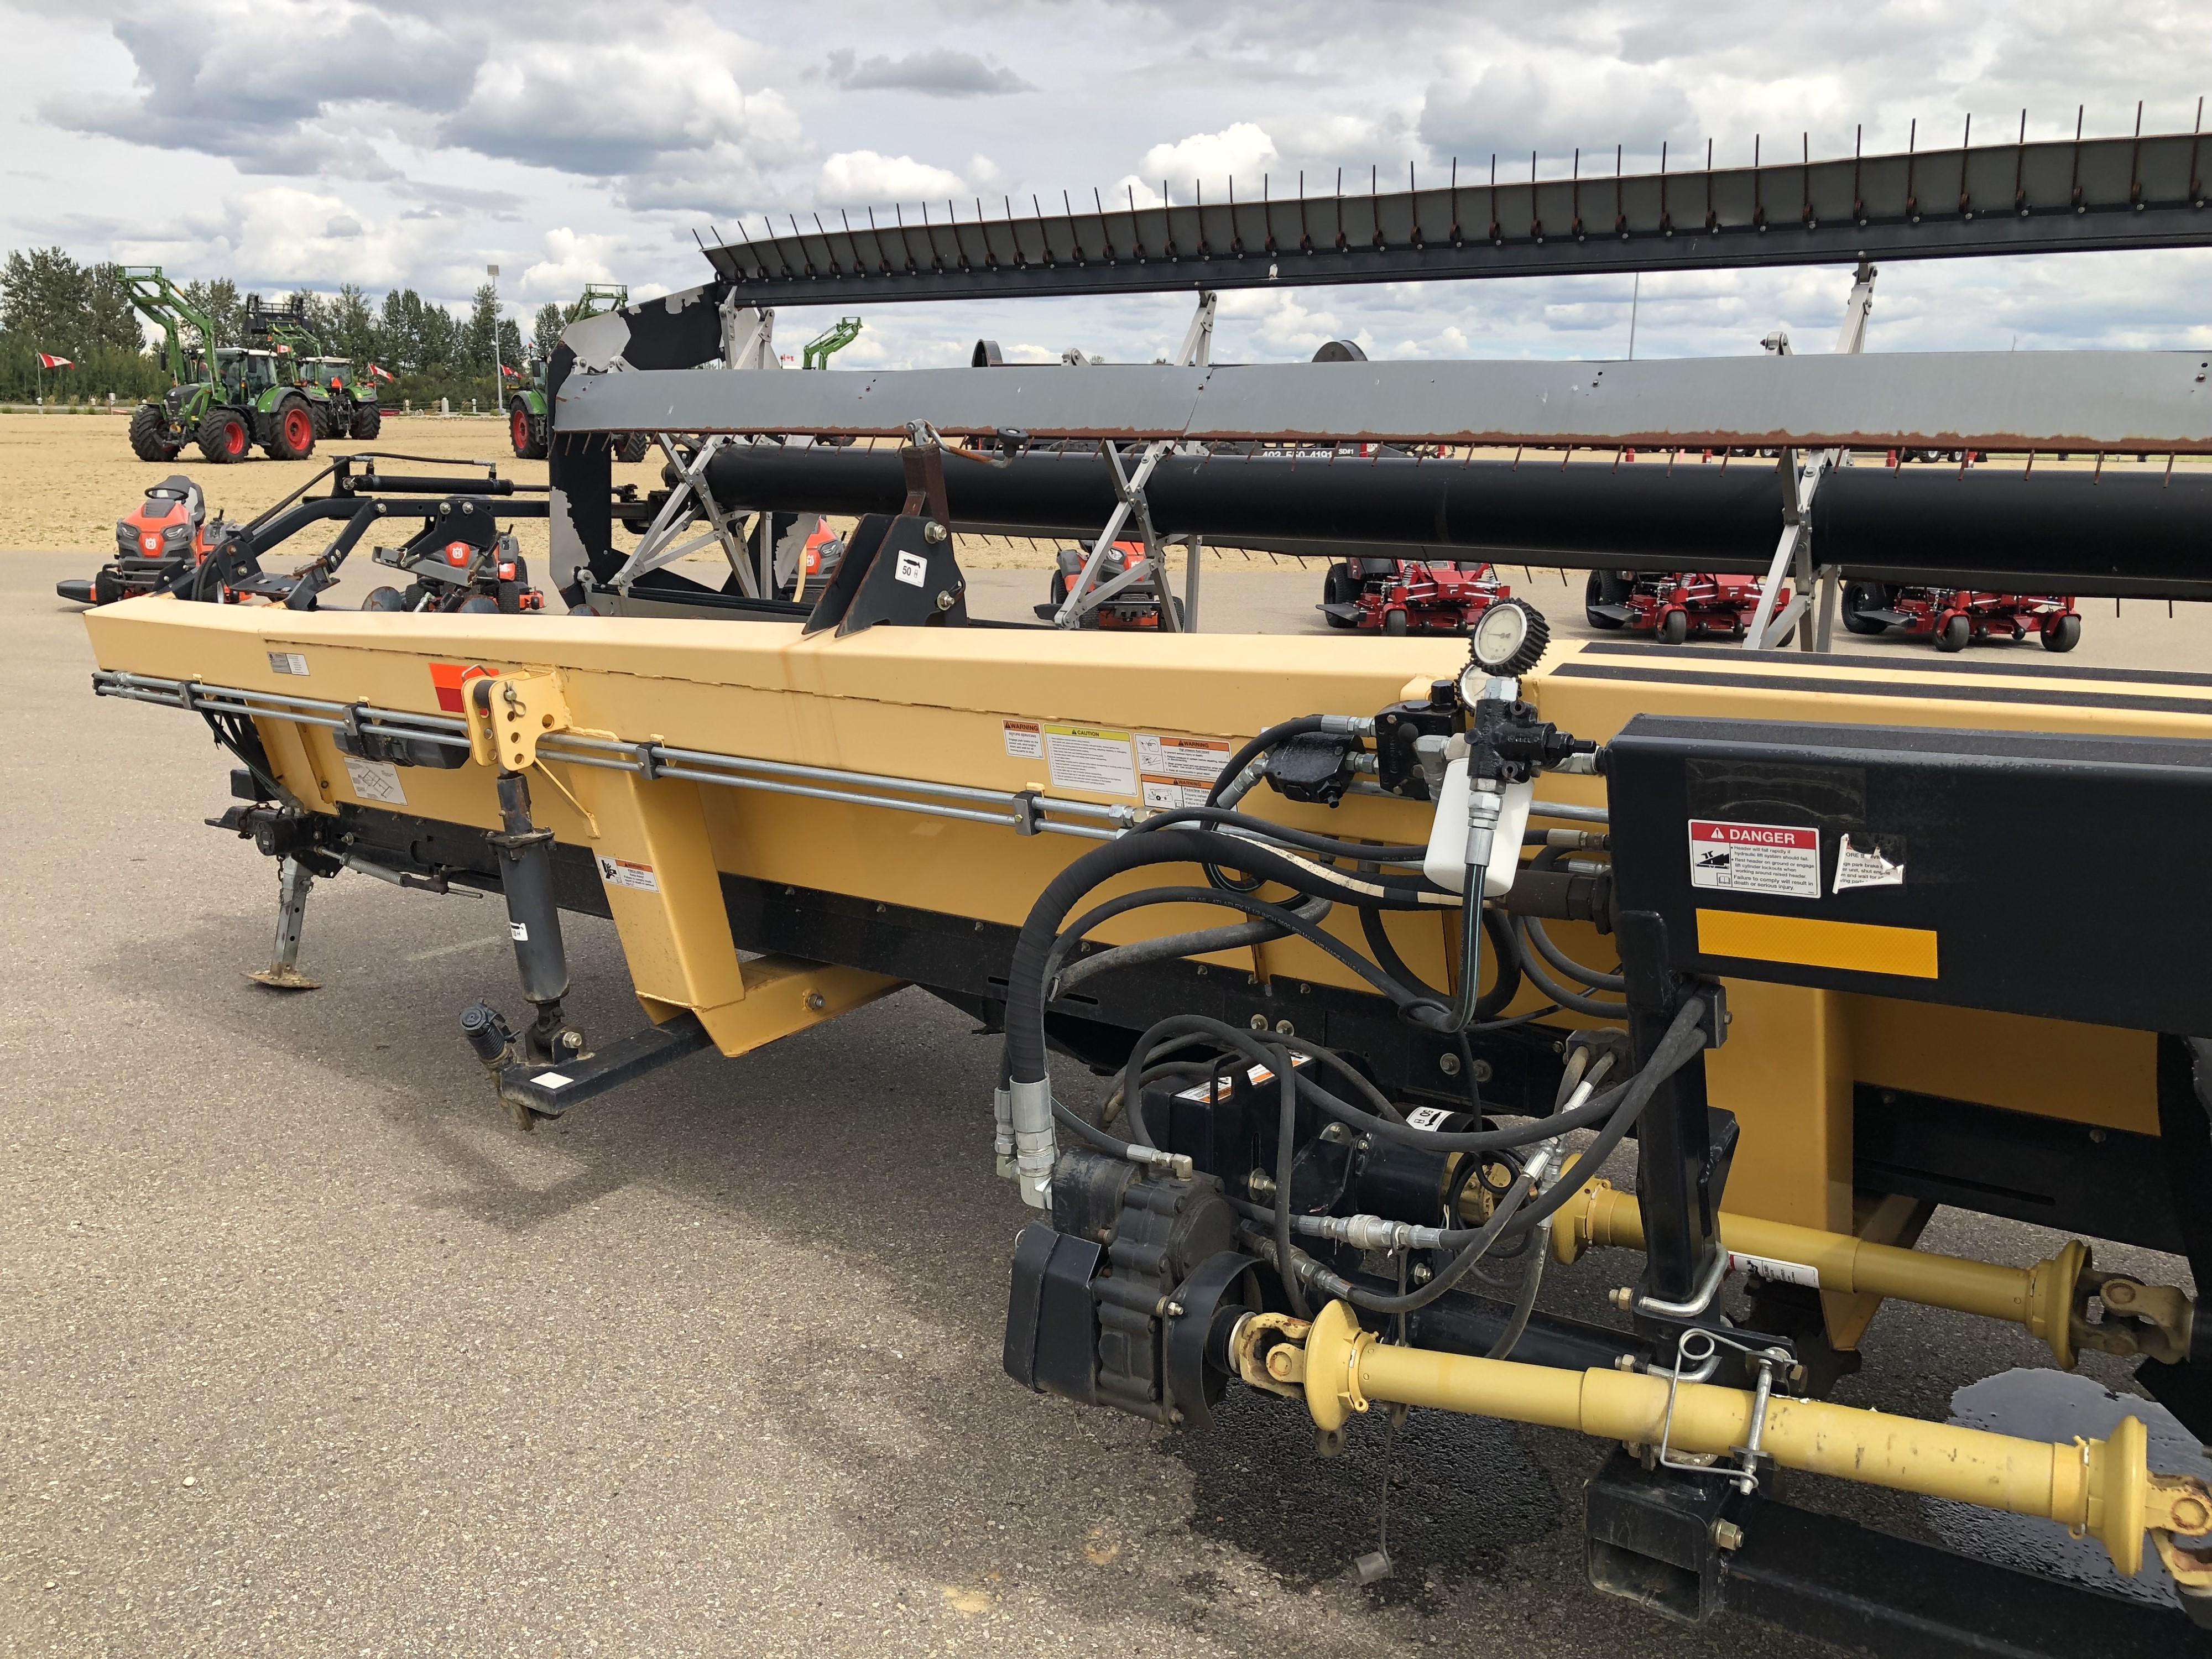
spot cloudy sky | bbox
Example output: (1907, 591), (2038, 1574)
(4, 0), (2207, 367)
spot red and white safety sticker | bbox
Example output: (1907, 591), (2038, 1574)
(1687, 818), (1819, 899)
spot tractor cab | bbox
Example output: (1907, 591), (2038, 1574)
(302, 357), (355, 393)
(214, 348), (281, 401)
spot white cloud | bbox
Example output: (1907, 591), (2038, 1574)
(818, 150), (971, 204)
(521, 228), (623, 299)
(108, 184), (446, 290)
(1138, 123), (1280, 189)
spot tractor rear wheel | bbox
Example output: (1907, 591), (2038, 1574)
(197, 409), (251, 463)
(351, 403), (382, 440)
(2041, 614), (2081, 653)
(1658, 608), (1689, 645)
(128, 402), (183, 461)
(615, 431), (653, 465)
(268, 397), (316, 461)
(1936, 614), (1971, 653)
(510, 403), (547, 461)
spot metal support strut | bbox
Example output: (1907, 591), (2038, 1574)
(486, 769), (581, 1067)
(247, 852), (320, 990)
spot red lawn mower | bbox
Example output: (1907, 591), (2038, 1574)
(1584, 570), (1793, 645)
(1036, 541), (1181, 629)
(1841, 583), (2080, 652)
(1319, 558), (1511, 634)
(58, 474), (243, 605)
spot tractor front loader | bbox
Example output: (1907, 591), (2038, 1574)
(122, 269), (320, 465)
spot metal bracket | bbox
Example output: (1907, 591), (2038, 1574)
(607, 434), (753, 594)
(465, 670), (572, 772)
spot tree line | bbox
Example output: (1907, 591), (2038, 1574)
(0, 247), (581, 409)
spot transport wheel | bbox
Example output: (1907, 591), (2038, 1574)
(128, 402), (183, 461)
(268, 398), (315, 461)
(1840, 581), (1887, 634)
(1382, 608), (1409, 636)
(197, 409), (249, 463)
(1658, 608), (1689, 645)
(351, 404), (382, 440)
(2041, 614), (2082, 653)
(1584, 571), (1627, 628)
(616, 431), (653, 465)
(1936, 614), (1971, 652)
(361, 586), (406, 612)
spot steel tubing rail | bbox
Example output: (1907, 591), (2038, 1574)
(89, 670), (1126, 842)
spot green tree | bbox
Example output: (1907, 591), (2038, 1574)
(180, 278), (243, 350)
(531, 301), (564, 359)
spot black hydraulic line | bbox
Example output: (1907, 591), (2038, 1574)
(1359, 888), (1524, 1019)
(1133, 806), (1428, 868)
(1055, 895), (1331, 994)
(702, 445), (2212, 598)
(1005, 828), (1444, 1085)
(1522, 914), (1627, 992)
(1508, 916), (1630, 1017)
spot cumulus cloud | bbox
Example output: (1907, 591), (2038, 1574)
(824, 47), (1032, 97)
(1138, 123), (1280, 190)
(1419, 56), (1695, 163)
(818, 150), (973, 205)
(521, 228), (625, 298)
(108, 184), (448, 290)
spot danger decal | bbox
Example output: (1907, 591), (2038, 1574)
(1687, 818), (1820, 900)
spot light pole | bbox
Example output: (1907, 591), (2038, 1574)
(486, 263), (500, 419)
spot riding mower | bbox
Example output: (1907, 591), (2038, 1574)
(1841, 583), (2081, 652)
(1320, 557), (1511, 634)
(1584, 569), (1793, 644)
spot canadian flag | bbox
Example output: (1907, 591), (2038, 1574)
(38, 352), (74, 369)
(499, 363), (523, 379)
(366, 363), (396, 384)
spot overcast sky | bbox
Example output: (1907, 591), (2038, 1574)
(4, 0), (2206, 366)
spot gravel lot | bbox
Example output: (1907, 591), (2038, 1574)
(2, 547), (2203, 1657)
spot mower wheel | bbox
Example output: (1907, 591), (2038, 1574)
(92, 567), (124, 606)
(351, 404), (382, 440)
(1936, 614), (1971, 653)
(128, 402), (183, 462)
(1322, 564), (1357, 627)
(1840, 581), (1888, 634)
(361, 586), (407, 612)
(455, 595), (500, 613)
(1658, 608), (1689, 645)
(615, 431), (653, 465)
(1584, 570), (1631, 628)
(268, 397), (316, 461)
(1382, 608), (1409, 636)
(197, 409), (250, 463)
(2041, 613), (2082, 653)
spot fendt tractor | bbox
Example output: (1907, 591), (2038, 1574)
(79, 124), (2212, 1658)
(244, 295), (381, 442)
(509, 284), (649, 462)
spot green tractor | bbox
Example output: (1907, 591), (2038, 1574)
(509, 283), (649, 462)
(120, 268), (322, 464)
(246, 297), (382, 442)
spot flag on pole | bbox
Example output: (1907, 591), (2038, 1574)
(366, 363), (396, 384)
(37, 353), (74, 369)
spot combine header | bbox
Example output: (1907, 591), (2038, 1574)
(76, 117), (2212, 1656)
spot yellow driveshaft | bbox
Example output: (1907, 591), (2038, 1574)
(1547, 1178), (2195, 1370)
(1260, 1300), (2212, 1585)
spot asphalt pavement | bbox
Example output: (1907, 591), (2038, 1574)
(2, 551), (2201, 1658)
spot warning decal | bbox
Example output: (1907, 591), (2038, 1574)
(1001, 719), (1044, 759)
(267, 651), (309, 677)
(1688, 818), (1819, 899)
(1834, 832), (1906, 891)
(1136, 732), (1232, 809)
(341, 755), (406, 807)
(1043, 723), (1137, 797)
(596, 854), (660, 893)
(1729, 1250), (1820, 1289)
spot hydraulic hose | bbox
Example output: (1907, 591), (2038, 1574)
(1508, 916), (1630, 1017)
(1054, 895), (1333, 994)
(1522, 914), (1627, 993)
(1358, 904), (1524, 1024)
(1134, 806), (1428, 868)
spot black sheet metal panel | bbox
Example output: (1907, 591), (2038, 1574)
(1604, 714), (2212, 1034)
(1717, 1495), (2212, 1659)
(557, 350), (2212, 453)
(700, 444), (2212, 595)
(702, 130), (2212, 304)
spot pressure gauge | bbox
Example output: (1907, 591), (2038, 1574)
(1461, 598), (1551, 693)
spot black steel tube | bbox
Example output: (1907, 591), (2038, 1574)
(490, 771), (569, 1011)
(701, 445), (2212, 597)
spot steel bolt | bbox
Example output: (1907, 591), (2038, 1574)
(1411, 1262), (1433, 1284)
(1249, 1014), (1269, 1030)
(1439, 1052), (1462, 1077)
(804, 991), (827, 1011)
(1711, 1520), (1745, 1552)
(923, 520), (947, 542)
(935, 590), (954, 612)
(1274, 1019), (1295, 1036)
(1609, 1286), (1635, 1311)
